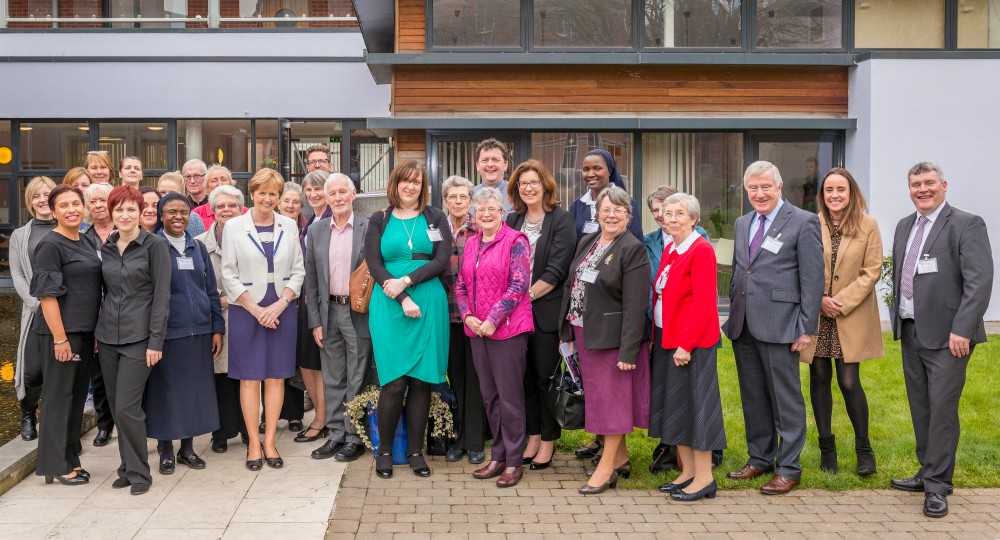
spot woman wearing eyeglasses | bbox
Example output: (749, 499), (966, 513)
(504, 160), (576, 470)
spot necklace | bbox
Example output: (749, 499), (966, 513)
(523, 217), (543, 235)
(400, 216), (417, 251)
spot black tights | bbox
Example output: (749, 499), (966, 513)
(377, 376), (432, 456)
(157, 438), (194, 459)
(809, 357), (869, 439)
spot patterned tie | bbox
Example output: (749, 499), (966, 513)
(900, 215), (929, 300)
(748, 213), (767, 260)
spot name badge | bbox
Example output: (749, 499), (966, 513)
(177, 257), (195, 270)
(761, 236), (783, 254)
(427, 228), (443, 242)
(581, 268), (599, 284)
(917, 257), (938, 274)
(582, 221), (600, 234)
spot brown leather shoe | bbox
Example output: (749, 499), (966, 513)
(472, 460), (506, 480)
(760, 474), (799, 495)
(727, 464), (768, 480)
(496, 466), (523, 488)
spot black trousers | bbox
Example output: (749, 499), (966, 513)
(35, 332), (93, 477)
(91, 349), (115, 432)
(523, 327), (561, 442)
(98, 340), (153, 486)
(447, 323), (485, 452)
(213, 373), (246, 441)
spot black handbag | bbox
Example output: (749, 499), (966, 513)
(547, 355), (585, 431)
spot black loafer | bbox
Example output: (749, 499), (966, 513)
(177, 453), (206, 470)
(311, 439), (344, 460)
(130, 482), (150, 495)
(93, 429), (112, 447)
(468, 451), (486, 464)
(335, 442), (365, 462)
(111, 477), (130, 489)
(923, 493), (949, 518)
(445, 446), (465, 462)
(211, 439), (228, 454)
(288, 420), (304, 432)
(890, 475), (954, 495)
(294, 426), (329, 443)
(159, 457), (175, 475)
(575, 440), (602, 459)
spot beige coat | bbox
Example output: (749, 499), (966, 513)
(801, 214), (885, 363)
(195, 224), (229, 374)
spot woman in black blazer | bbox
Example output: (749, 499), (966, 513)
(504, 160), (576, 470)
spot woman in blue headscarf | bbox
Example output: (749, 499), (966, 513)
(568, 149), (643, 241)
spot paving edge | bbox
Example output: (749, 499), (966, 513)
(0, 415), (97, 497)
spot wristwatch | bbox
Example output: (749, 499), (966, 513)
(402, 275), (412, 286)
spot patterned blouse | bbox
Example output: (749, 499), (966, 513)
(566, 240), (611, 327)
(815, 227), (844, 358)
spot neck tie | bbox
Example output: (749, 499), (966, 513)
(900, 215), (929, 300)
(748, 213), (767, 260)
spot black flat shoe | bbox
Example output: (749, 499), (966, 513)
(246, 447), (263, 472)
(93, 429), (112, 447)
(111, 477), (130, 489)
(294, 426), (329, 443)
(177, 453), (206, 470)
(211, 439), (228, 454)
(264, 447), (283, 469)
(923, 493), (949, 518)
(529, 460), (552, 471)
(659, 477), (694, 493)
(45, 473), (89, 486)
(408, 453), (431, 477)
(671, 480), (718, 502)
(159, 456), (175, 475)
(375, 453), (393, 479)
(575, 440), (602, 459)
(130, 482), (150, 495)
(890, 475), (954, 495)
(258, 421), (266, 434)
(288, 420), (304, 432)
(468, 451), (486, 464)
(445, 446), (465, 462)
(312, 439), (344, 460)
(335, 442), (365, 462)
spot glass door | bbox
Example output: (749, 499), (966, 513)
(428, 131), (528, 207)
(747, 131), (843, 214)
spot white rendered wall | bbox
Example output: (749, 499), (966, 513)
(847, 58), (1000, 321)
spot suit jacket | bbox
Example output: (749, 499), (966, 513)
(800, 214), (885, 363)
(558, 231), (650, 365)
(304, 213), (371, 339)
(891, 202), (992, 348)
(220, 212), (305, 304)
(722, 200), (824, 344)
(505, 207), (577, 333)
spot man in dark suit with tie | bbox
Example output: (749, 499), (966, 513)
(722, 161), (823, 495)
(889, 162), (992, 518)
(304, 173), (374, 462)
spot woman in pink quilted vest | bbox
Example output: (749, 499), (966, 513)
(455, 187), (533, 488)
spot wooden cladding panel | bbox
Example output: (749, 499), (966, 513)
(393, 65), (848, 115)
(395, 129), (426, 163)
(396, 0), (425, 53)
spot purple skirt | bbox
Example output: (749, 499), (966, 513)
(228, 285), (297, 381)
(573, 326), (650, 435)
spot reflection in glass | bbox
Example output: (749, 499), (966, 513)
(855, 0), (944, 49)
(756, 0), (843, 49)
(289, 121), (343, 181)
(958, 0), (1000, 49)
(177, 120), (252, 173)
(218, 0), (356, 29)
(97, 123), (169, 182)
(350, 129), (391, 194)
(644, 0), (742, 48)
(254, 120), (280, 172)
(107, 0), (200, 28)
(19, 123), (89, 171)
(530, 132), (633, 206)
(0, 121), (11, 173)
(432, 0), (521, 48)
(534, 0), (633, 48)
(436, 139), (516, 191)
(758, 141), (832, 214)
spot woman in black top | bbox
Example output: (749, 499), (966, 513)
(95, 186), (172, 495)
(503, 160), (577, 469)
(31, 184), (103, 486)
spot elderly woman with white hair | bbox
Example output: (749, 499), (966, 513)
(455, 187), (532, 488)
(196, 185), (249, 453)
(193, 164), (237, 230)
(650, 192), (725, 502)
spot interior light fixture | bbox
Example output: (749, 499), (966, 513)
(19, 125), (33, 131)
(147, 125), (165, 131)
(78, 125), (90, 131)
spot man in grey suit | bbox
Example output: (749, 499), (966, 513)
(304, 173), (374, 462)
(722, 160), (823, 495)
(889, 162), (992, 518)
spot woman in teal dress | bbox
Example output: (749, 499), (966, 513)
(365, 160), (451, 479)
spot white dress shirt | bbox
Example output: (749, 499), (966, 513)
(898, 202), (946, 320)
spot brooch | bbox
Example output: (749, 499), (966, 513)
(604, 253), (613, 265)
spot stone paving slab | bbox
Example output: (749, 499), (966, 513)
(328, 453), (1000, 539)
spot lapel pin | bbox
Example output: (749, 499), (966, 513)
(605, 253), (614, 265)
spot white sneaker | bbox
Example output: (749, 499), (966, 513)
(83, 393), (96, 416)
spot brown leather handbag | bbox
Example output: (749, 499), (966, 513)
(349, 260), (374, 314)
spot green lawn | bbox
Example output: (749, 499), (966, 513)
(556, 333), (1000, 491)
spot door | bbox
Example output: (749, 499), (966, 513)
(428, 131), (528, 207)
(747, 131), (843, 214)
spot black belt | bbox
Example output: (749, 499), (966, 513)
(412, 253), (431, 261)
(330, 295), (350, 305)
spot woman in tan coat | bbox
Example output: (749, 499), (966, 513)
(801, 168), (884, 476)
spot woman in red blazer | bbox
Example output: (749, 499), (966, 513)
(650, 193), (726, 502)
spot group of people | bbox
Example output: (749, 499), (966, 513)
(10, 141), (991, 518)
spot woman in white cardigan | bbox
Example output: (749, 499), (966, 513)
(221, 169), (305, 471)
(10, 176), (57, 441)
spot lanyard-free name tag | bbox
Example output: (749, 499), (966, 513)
(917, 258), (938, 274)
(582, 221), (600, 234)
(177, 257), (195, 270)
(761, 236), (783, 254)
(581, 268), (599, 284)
(426, 228), (443, 242)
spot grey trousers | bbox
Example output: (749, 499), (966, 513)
(319, 303), (373, 445)
(900, 320), (970, 495)
(98, 340), (153, 486)
(732, 322), (806, 480)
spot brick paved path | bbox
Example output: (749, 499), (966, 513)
(328, 453), (1000, 539)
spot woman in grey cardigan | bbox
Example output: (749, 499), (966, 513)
(10, 176), (57, 441)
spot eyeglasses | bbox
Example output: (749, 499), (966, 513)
(306, 159), (330, 166)
(474, 207), (503, 215)
(163, 210), (190, 217)
(183, 173), (206, 181)
(517, 180), (542, 189)
(745, 184), (776, 194)
(445, 194), (470, 202)
(660, 211), (689, 219)
(598, 207), (629, 217)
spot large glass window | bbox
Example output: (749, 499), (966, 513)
(6, 0), (209, 29)
(19, 122), (89, 171)
(177, 120), (251, 173)
(107, 0), (206, 28)
(0, 122), (11, 174)
(350, 128), (391, 194)
(97, 123), (169, 185)
(219, 0), (356, 29)
(644, 0), (742, 48)
(534, 0), (633, 48)
(757, 140), (833, 213)
(531, 132), (633, 206)
(855, 0), (945, 49)
(757, 0), (843, 48)
(958, 0), (1000, 49)
(288, 121), (343, 182)
(254, 120), (280, 172)
(431, 0), (521, 48)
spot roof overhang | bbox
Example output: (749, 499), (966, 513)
(369, 116), (857, 131)
(352, 0), (395, 55)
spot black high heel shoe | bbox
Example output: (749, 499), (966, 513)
(529, 459), (552, 471)
(375, 452), (393, 479)
(246, 445), (263, 471)
(586, 460), (632, 479)
(578, 471), (619, 495)
(408, 453), (431, 478)
(658, 477), (693, 493)
(45, 473), (88, 486)
(670, 480), (718, 502)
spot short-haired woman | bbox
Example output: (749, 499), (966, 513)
(119, 156), (144, 189)
(365, 160), (451, 479)
(441, 175), (486, 465)
(505, 160), (576, 469)
(192, 164), (236, 229)
(800, 168), (884, 475)
(63, 167), (92, 191)
(559, 186), (650, 495)
(10, 176), (56, 441)
(221, 168), (306, 471)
